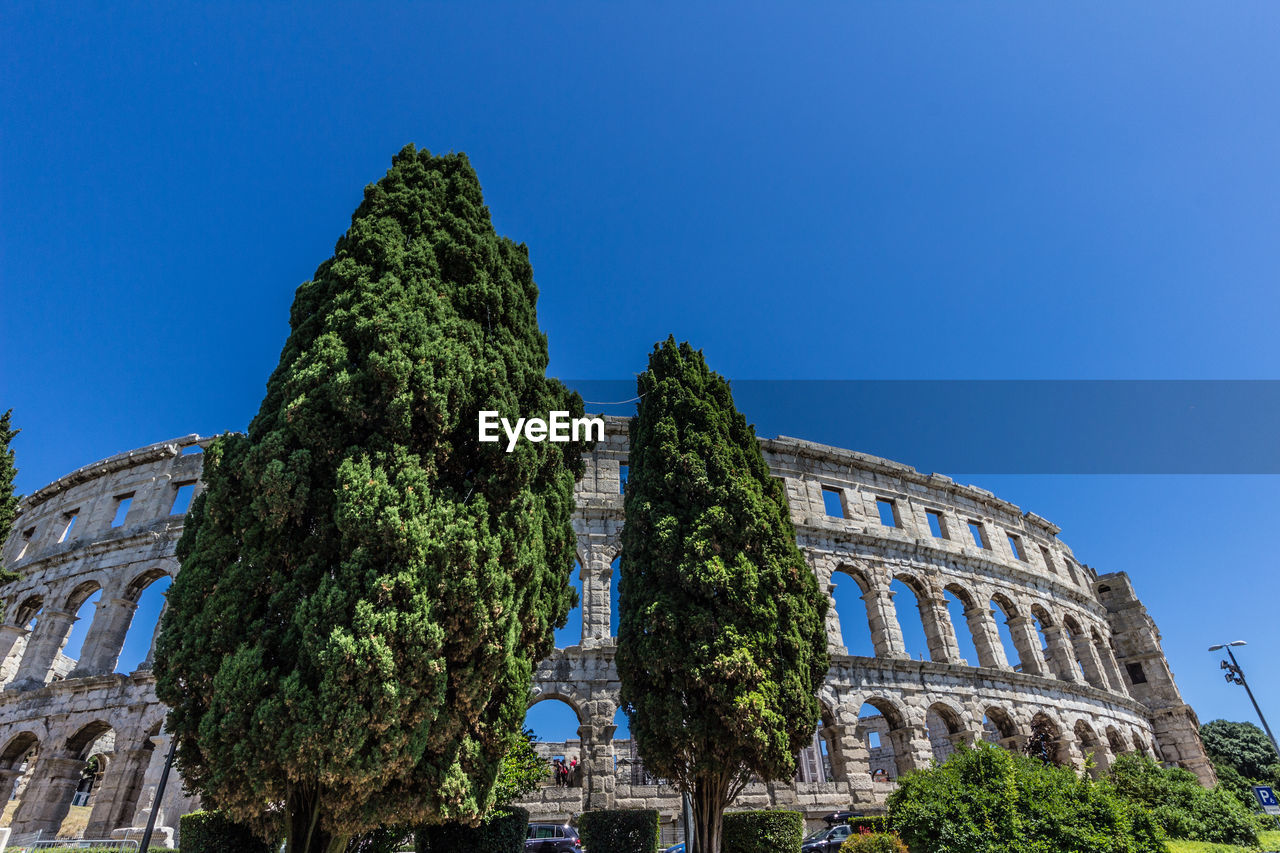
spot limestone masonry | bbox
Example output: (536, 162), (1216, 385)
(0, 417), (1213, 844)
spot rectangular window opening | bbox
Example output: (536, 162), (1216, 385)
(58, 510), (79, 543)
(618, 463), (628, 495)
(821, 486), (846, 518)
(1039, 545), (1058, 575)
(1126, 662), (1148, 685)
(181, 444), (203, 455)
(170, 482), (196, 515)
(875, 497), (899, 528)
(926, 510), (946, 539)
(111, 494), (134, 528)
(16, 526), (35, 560)
(1007, 533), (1026, 561)
(967, 521), (988, 549)
(867, 731), (881, 749)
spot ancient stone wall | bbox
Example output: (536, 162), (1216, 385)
(0, 420), (1212, 841)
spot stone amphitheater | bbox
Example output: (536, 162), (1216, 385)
(0, 416), (1213, 845)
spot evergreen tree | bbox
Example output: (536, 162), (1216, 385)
(0, 410), (22, 585)
(154, 146), (584, 853)
(616, 338), (829, 853)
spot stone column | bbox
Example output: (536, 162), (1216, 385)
(0, 624), (31, 683)
(69, 598), (139, 678)
(824, 576), (847, 655)
(86, 746), (151, 838)
(887, 727), (934, 776)
(863, 586), (907, 660)
(578, 719), (617, 810)
(1070, 632), (1107, 690)
(8, 610), (76, 691)
(0, 767), (22, 801)
(10, 754), (84, 836)
(965, 606), (1009, 670)
(580, 545), (614, 649)
(1098, 638), (1128, 696)
(122, 735), (171, 831)
(819, 721), (853, 784)
(919, 593), (961, 663)
(1005, 615), (1046, 677)
(998, 733), (1027, 754)
(1041, 626), (1078, 682)
(1054, 731), (1083, 771)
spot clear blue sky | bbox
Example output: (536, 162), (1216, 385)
(3, 3), (1279, 745)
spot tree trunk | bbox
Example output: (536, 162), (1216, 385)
(286, 790), (351, 853)
(692, 774), (730, 853)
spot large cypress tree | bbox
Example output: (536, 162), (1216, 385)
(0, 410), (21, 584)
(155, 146), (584, 853)
(616, 339), (830, 853)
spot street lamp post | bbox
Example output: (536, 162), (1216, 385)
(1209, 641), (1280, 758)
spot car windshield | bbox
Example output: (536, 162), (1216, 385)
(803, 828), (832, 842)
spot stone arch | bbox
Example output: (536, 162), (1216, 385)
(100, 569), (175, 675)
(0, 595), (44, 685)
(925, 701), (968, 763)
(120, 567), (172, 603)
(796, 701), (840, 784)
(982, 707), (1020, 749)
(0, 730), (40, 808)
(889, 573), (935, 661)
(12, 594), (43, 628)
(831, 563), (886, 658)
(1092, 626), (1126, 694)
(11, 719), (117, 837)
(1073, 719), (1108, 777)
(525, 692), (587, 790)
(1106, 726), (1128, 756)
(856, 695), (919, 779)
(1027, 711), (1065, 764)
(1131, 730), (1150, 758)
(945, 581), (1002, 669)
(989, 593), (1040, 674)
(1061, 614), (1102, 687)
(62, 579), (105, 613)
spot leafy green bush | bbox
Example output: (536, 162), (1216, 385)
(577, 808), (660, 853)
(722, 809), (804, 853)
(347, 825), (414, 852)
(839, 833), (908, 853)
(415, 806), (528, 853)
(1109, 753), (1259, 846)
(887, 742), (1165, 853)
(180, 809), (276, 853)
(846, 816), (889, 833)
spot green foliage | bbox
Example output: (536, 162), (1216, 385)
(415, 806), (528, 853)
(846, 817), (889, 833)
(347, 825), (414, 853)
(155, 146), (584, 852)
(0, 409), (22, 585)
(494, 728), (548, 806)
(1201, 720), (1280, 782)
(888, 742), (1165, 853)
(1110, 753), (1259, 846)
(721, 809), (804, 853)
(616, 338), (829, 852)
(838, 833), (908, 853)
(577, 808), (661, 853)
(180, 809), (276, 853)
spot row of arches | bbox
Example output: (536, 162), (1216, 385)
(0, 566), (173, 690)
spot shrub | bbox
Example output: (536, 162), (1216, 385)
(416, 806), (528, 853)
(577, 808), (660, 853)
(348, 825), (414, 852)
(722, 809), (804, 853)
(887, 742), (1165, 853)
(1109, 753), (1259, 846)
(180, 809), (276, 853)
(839, 833), (908, 853)
(846, 816), (889, 834)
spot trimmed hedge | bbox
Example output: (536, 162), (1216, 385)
(577, 808), (660, 853)
(839, 833), (908, 853)
(416, 806), (529, 853)
(722, 809), (804, 853)
(180, 810), (275, 853)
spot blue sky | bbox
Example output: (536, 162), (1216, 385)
(3, 3), (1279, 745)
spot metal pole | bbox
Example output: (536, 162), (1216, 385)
(682, 790), (695, 852)
(1226, 646), (1280, 758)
(138, 736), (177, 852)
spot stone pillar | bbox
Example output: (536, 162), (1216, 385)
(863, 586), (907, 660)
(819, 722), (852, 784)
(1071, 632), (1107, 690)
(824, 576), (847, 655)
(919, 592), (961, 664)
(0, 767), (22, 801)
(580, 545), (614, 649)
(86, 746), (151, 838)
(1097, 638), (1127, 696)
(0, 624), (31, 683)
(123, 735), (171, 831)
(1054, 731), (1083, 770)
(578, 719), (617, 810)
(10, 754), (84, 836)
(8, 610), (76, 691)
(844, 722), (876, 806)
(966, 606), (1009, 670)
(69, 598), (139, 678)
(887, 727), (934, 776)
(1005, 615), (1046, 677)
(1041, 626), (1078, 683)
(998, 733), (1027, 753)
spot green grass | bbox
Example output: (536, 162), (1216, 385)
(1164, 831), (1280, 853)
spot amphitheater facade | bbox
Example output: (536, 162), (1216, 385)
(0, 417), (1213, 844)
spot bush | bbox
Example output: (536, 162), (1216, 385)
(180, 809), (276, 853)
(722, 809), (804, 853)
(416, 806), (528, 853)
(846, 817), (889, 833)
(839, 833), (908, 853)
(348, 825), (414, 852)
(577, 808), (660, 853)
(887, 742), (1165, 853)
(1109, 753), (1259, 846)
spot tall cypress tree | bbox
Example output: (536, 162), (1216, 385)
(616, 339), (829, 853)
(155, 146), (584, 853)
(0, 410), (21, 585)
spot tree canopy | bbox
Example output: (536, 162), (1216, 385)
(615, 338), (829, 853)
(0, 410), (22, 585)
(154, 146), (584, 853)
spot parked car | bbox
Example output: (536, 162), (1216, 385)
(525, 822), (583, 852)
(801, 823), (854, 853)
(664, 844), (685, 853)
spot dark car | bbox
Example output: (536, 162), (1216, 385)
(525, 822), (583, 852)
(801, 823), (854, 853)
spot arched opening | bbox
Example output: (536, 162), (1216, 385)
(889, 578), (929, 661)
(117, 572), (172, 674)
(1092, 628), (1122, 693)
(609, 555), (621, 639)
(857, 698), (910, 782)
(796, 704), (838, 784)
(925, 703), (965, 764)
(1027, 712), (1064, 765)
(1074, 720), (1107, 778)
(989, 595), (1022, 671)
(525, 696), (584, 789)
(1, 596), (43, 684)
(982, 708), (1018, 748)
(554, 561), (584, 649)
(943, 584), (982, 667)
(71, 753), (107, 808)
(832, 567), (875, 656)
(0, 732), (39, 825)
(1061, 615), (1094, 686)
(58, 583), (103, 679)
(34, 721), (116, 838)
(1131, 731), (1150, 758)
(1029, 604), (1054, 672)
(1106, 726), (1128, 757)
